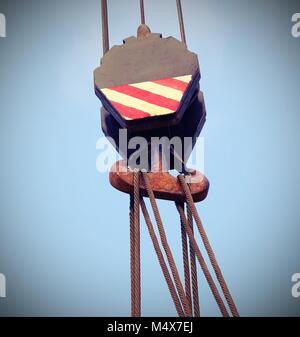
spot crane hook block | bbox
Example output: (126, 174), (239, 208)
(94, 31), (200, 132)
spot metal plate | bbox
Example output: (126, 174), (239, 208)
(101, 91), (206, 170)
(94, 33), (200, 131)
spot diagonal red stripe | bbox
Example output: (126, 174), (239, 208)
(110, 101), (151, 120)
(108, 84), (180, 111)
(151, 78), (190, 92)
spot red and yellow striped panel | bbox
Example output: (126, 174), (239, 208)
(101, 75), (192, 120)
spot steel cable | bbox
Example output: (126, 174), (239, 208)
(129, 194), (136, 316)
(176, 0), (187, 45)
(101, 0), (109, 54)
(187, 204), (200, 317)
(140, 0), (145, 25)
(133, 170), (141, 316)
(178, 175), (239, 317)
(140, 198), (185, 317)
(142, 172), (192, 316)
(179, 203), (192, 313)
(176, 202), (229, 317)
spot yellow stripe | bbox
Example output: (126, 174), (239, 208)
(130, 82), (183, 101)
(101, 89), (174, 116)
(174, 75), (192, 83)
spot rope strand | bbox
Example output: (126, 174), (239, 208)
(176, 202), (229, 317)
(140, 198), (185, 316)
(140, 0), (145, 24)
(133, 170), (141, 316)
(176, 0), (187, 46)
(179, 203), (192, 314)
(187, 204), (200, 317)
(101, 0), (109, 55)
(178, 175), (239, 317)
(142, 172), (192, 316)
(129, 195), (136, 316)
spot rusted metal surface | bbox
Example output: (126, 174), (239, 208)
(109, 160), (209, 203)
(137, 24), (151, 39)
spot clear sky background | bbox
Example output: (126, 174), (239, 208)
(0, 0), (300, 316)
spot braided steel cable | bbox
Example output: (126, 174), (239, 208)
(129, 195), (136, 317)
(178, 175), (239, 317)
(140, 0), (145, 25)
(141, 172), (192, 316)
(140, 198), (185, 317)
(176, 203), (229, 317)
(187, 204), (200, 317)
(176, 0), (187, 45)
(133, 170), (141, 317)
(179, 203), (192, 313)
(101, 0), (109, 54)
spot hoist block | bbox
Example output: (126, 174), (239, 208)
(94, 32), (200, 132)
